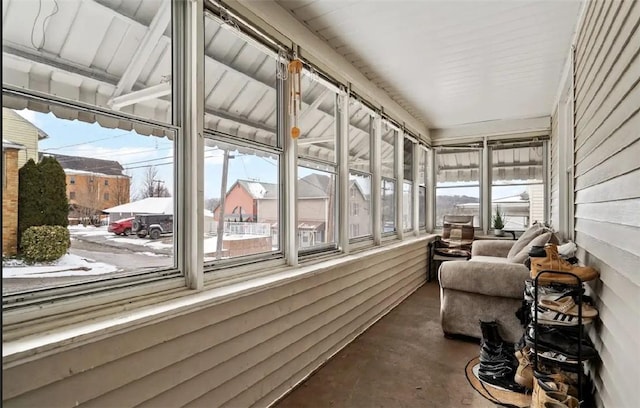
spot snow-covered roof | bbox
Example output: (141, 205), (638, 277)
(103, 197), (173, 215)
(2, 138), (25, 150)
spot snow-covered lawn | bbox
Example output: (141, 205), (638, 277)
(2, 254), (118, 278)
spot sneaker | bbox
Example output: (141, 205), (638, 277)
(514, 347), (534, 389)
(524, 279), (582, 303)
(539, 296), (598, 318)
(525, 325), (598, 360)
(531, 303), (593, 326)
(557, 241), (577, 258)
(531, 348), (579, 365)
(530, 244), (599, 284)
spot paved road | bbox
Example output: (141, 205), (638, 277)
(3, 232), (174, 295)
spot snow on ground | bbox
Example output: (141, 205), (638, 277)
(69, 225), (111, 236)
(137, 251), (168, 257)
(203, 236), (218, 254)
(2, 254), (119, 278)
(70, 226), (173, 250)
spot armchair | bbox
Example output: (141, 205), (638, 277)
(438, 223), (557, 343)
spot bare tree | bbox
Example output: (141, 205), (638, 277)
(137, 166), (170, 199)
(111, 173), (131, 205)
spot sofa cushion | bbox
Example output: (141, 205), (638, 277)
(508, 231), (558, 264)
(506, 223), (546, 260)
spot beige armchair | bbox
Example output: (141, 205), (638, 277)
(438, 223), (557, 343)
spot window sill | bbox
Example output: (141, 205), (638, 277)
(2, 236), (433, 367)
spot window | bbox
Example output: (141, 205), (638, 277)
(435, 149), (481, 228)
(418, 147), (427, 229)
(1, 101), (176, 296)
(2, 0), (173, 125)
(381, 178), (396, 233)
(203, 139), (280, 262)
(490, 143), (546, 231)
(403, 181), (413, 231)
(295, 73), (340, 252)
(348, 98), (373, 240)
(381, 124), (397, 233)
(104, 179), (109, 186)
(297, 163), (337, 251)
(403, 137), (415, 231)
(202, 11), (282, 264)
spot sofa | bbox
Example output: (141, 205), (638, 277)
(438, 224), (557, 343)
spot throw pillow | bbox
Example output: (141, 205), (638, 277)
(506, 223), (545, 260)
(441, 223), (474, 247)
(508, 231), (558, 264)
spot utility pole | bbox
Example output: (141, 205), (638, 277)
(216, 150), (230, 259)
(152, 179), (164, 197)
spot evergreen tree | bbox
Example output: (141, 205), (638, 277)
(17, 159), (44, 245)
(17, 157), (70, 249)
(39, 156), (69, 227)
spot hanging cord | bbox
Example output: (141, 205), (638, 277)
(30, 0), (59, 50)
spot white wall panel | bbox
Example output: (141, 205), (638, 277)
(571, 1), (640, 406)
(2, 239), (429, 408)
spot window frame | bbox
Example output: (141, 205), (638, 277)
(434, 147), (483, 229)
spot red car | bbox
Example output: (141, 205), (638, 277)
(107, 217), (134, 236)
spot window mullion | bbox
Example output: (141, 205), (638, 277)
(338, 92), (350, 253)
(482, 138), (490, 234)
(372, 115), (382, 245)
(175, 0), (204, 289)
(396, 129), (404, 240)
(412, 142), (419, 236)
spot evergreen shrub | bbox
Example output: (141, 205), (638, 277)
(21, 226), (70, 263)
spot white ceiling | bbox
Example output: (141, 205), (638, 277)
(276, 0), (583, 129)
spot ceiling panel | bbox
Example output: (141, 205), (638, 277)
(277, 0), (583, 128)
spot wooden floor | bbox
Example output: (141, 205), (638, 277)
(273, 281), (497, 408)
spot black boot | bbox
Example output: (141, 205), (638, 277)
(478, 321), (525, 392)
(480, 320), (503, 345)
(479, 321), (516, 368)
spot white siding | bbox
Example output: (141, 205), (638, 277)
(572, 2), (640, 407)
(2, 239), (429, 407)
(1, 108), (40, 169)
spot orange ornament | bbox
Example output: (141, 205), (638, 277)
(291, 126), (301, 139)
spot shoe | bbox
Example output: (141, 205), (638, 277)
(557, 241), (577, 258)
(530, 243), (599, 284)
(532, 348), (579, 365)
(532, 303), (593, 326)
(532, 375), (577, 408)
(478, 363), (526, 393)
(479, 321), (518, 369)
(539, 296), (598, 318)
(480, 342), (517, 367)
(514, 347), (534, 389)
(525, 325), (598, 360)
(543, 394), (579, 408)
(524, 279), (584, 303)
